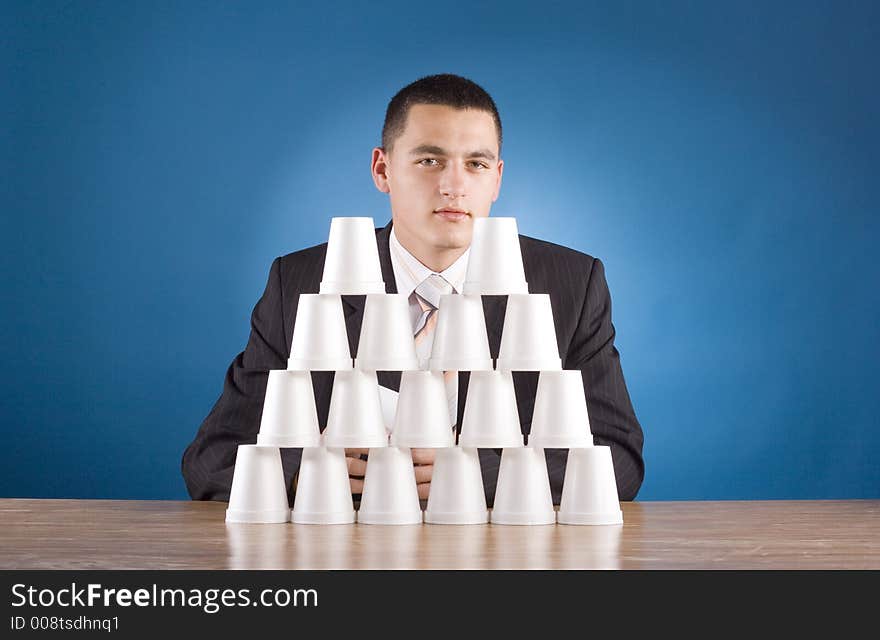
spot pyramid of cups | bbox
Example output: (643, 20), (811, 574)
(225, 216), (623, 527)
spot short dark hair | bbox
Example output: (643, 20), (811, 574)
(381, 73), (502, 156)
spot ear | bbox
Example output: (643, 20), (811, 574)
(371, 147), (391, 194)
(491, 159), (504, 202)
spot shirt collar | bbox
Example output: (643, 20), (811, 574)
(389, 226), (469, 298)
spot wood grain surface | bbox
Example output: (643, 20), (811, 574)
(1, 499), (877, 569)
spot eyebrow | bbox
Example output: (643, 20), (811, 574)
(408, 144), (497, 161)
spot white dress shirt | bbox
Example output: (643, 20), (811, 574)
(377, 227), (469, 429)
(389, 226), (469, 337)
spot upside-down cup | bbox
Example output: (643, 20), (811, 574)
(462, 217), (528, 295)
(424, 447), (489, 524)
(287, 294), (353, 371)
(322, 369), (388, 448)
(291, 445), (356, 524)
(226, 445), (290, 524)
(355, 294), (420, 371)
(557, 446), (623, 525)
(256, 370), (321, 447)
(356, 447), (423, 525)
(427, 294), (493, 371)
(528, 370), (594, 448)
(496, 294), (562, 371)
(319, 217), (385, 295)
(390, 371), (455, 448)
(458, 371), (524, 448)
(490, 447), (556, 525)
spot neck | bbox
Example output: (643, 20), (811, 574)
(393, 228), (467, 273)
(415, 247), (466, 273)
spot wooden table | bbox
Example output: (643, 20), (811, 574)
(1, 499), (877, 569)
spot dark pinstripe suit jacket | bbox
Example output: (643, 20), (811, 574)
(182, 221), (644, 505)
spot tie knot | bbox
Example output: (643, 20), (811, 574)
(414, 274), (454, 310)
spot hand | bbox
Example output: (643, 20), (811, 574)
(344, 448), (369, 495)
(411, 448), (436, 500)
(345, 448), (436, 500)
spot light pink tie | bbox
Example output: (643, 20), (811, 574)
(413, 276), (457, 425)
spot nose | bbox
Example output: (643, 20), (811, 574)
(438, 163), (467, 199)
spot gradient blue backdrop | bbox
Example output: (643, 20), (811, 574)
(3, 1), (878, 500)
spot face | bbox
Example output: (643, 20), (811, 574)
(371, 104), (503, 262)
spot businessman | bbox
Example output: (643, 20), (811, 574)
(182, 73), (645, 506)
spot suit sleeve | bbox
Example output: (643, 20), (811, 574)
(552, 257), (645, 501)
(181, 257), (302, 503)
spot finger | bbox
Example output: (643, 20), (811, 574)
(350, 478), (364, 494)
(347, 456), (367, 477)
(417, 482), (431, 500)
(413, 464), (433, 484)
(411, 448), (436, 465)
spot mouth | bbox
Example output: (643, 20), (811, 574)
(433, 208), (470, 222)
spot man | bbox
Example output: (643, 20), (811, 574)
(182, 74), (644, 506)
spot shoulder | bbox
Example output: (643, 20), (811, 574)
(270, 241), (329, 292)
(275, 223), (387, 274)
(276, 242), (327, 271)
(277, 241), (328, 267)
(519, 234), (599, 280)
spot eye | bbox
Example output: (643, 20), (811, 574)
(418, 158), (440, 167)
(468, 161), (489, 170)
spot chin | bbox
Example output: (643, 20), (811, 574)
(432, 229), (471, 251)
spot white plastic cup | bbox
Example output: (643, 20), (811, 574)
(458, 371), (524, 448)
(557, 446), (623, 525)
(462, 217), (529, 295)
(496, 294), (562, 371)
(390, 371), (455, 448)
(256, 370), (321, 448)
(355, 294), (420, 371)
(357, 447), (423, 525)
(490, 447), (556, 525)
(319, 217), (385, 295)
(427, 294), (493, 371)
(287, 294), (353, 371)
(528, 370), (594, 448)
(322, 369), (389, 448)
(424, 447), (489, 524)
(291, 446), (356, 524)
(226, 445), (291, 524)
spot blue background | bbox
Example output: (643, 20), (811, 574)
(3, 1), (878, 500)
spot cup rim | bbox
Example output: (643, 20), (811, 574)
(556, 510), (624, 526)
(256, 432), (321, 448)
(319, 281), (386, 295)
(322, 435), (389, 448)
(354, 357), (420, 371)
(225, 508), (290, 524)
(427, 357), (494, 371)
(389, 434), (456, 448)
(290, 510), (356, 525)
(488, 510), (557, 525)
(462, 281), (528, 295)
(355, 511), (424, 525)
(287, 357), (353, 371)
(423, 510), (490, 525)
(526, 437), (593, 449)
(496, 358), (562, 372)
